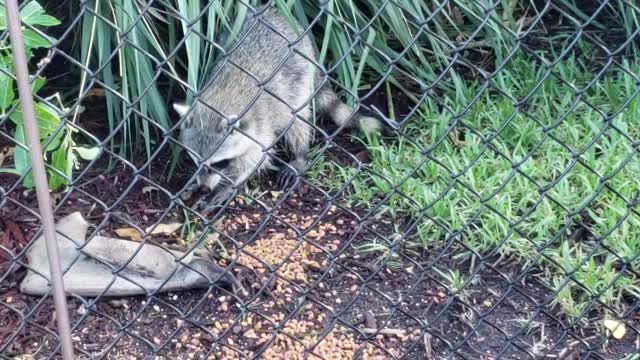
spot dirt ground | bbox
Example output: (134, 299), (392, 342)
(1, 137), (639, 360)
(0, 95), (638, 359)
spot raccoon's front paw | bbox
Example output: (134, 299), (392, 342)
(276, 166), (299, 190)
(200, 187), (235, 215)
(181, 182), (200, 201)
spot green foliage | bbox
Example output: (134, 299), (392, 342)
(77, 0), (538, 161)
(311, 57), (640, 317)
(0, 0), (98, 190)
(78, 0), (639, 163)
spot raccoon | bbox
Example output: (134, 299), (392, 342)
(174, 6), (381, 208)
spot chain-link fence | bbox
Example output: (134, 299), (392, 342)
(1, 0), (640, 359)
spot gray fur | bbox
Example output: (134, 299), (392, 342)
(176, 6), (380, 202)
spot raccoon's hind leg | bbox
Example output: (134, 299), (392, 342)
(277, 111), (313, 190)
(316, 84), (381, 134)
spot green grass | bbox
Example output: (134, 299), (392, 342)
(310, 55), (640, 319)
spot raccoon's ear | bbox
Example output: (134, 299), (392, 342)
(227, 115), (244, 129)
(173, 103), (189, 117)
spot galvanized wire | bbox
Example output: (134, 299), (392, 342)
(1, 0), (639, 359)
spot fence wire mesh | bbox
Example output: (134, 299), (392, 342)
(1, 0), (640, 359)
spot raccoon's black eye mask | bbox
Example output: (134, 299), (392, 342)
(205, 159), (230, 173)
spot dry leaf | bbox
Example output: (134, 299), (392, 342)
(603, 319), (626, 339)
(145, 222), (182, 236)
(114, 227), (142, 241)
(270, 191), (282, 199)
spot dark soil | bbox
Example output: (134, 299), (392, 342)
(1, 129), (639, 359)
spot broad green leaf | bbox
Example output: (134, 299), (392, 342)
(31, 76), (45, 93)
(22, 29), (54, 49)
(0, 1), (60, 30)
(24, 49), (33, 64)
(0, 168), (22, 175)
(13, 123), (34, 188)
(19, 1), (61, 27)
(10, 101), (61, 138)
(48, 145), (69, 191)
(24, 14), (60, 27)
(38, 102), (64, 152)
(0, 54), (12, 70)
(0, 69), (14, 111)
(35, 102), (62, 126)
(74, 146), (100, 160)
(42, 129), (63, 153)
(0, 4), (6, 30)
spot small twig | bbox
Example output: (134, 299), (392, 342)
(565, 335), (600, 349)
(365, 312), (376, 329)
(344, 259), (387, 280)
(424, 332), (433, 360)
(360, 328), (406, 336)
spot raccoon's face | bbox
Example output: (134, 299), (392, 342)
(174, 103), (260, 192)
(193, 140), (264, 193)
(195, 156), (231, 190)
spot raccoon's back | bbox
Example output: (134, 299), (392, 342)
(229, 7), (313, 79)
(198, 7), (317, 121)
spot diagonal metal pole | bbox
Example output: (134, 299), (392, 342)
(4, 1), (75, 359)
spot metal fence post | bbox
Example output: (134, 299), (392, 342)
(4, 0), (75, 359)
